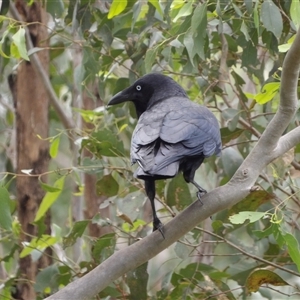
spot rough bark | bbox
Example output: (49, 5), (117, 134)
(12, 1), (50, 299)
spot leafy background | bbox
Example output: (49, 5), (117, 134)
(0, 0), (300, 299)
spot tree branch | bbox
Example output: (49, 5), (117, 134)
(45, 29), (300, 300)
(273, 126), (300, 158)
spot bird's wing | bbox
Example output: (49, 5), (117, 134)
(131, 97), (221, 176)
(149, 104), (220, 172)
(130, 106), (165, 172)
(160, 104), (221, 156)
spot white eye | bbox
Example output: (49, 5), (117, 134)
(136, 85), (142, 91)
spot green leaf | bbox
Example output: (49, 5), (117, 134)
(221, 108), (240, 131)
(57, 265), (72, 286)
(117, 191), (145, 223)
(34, 176), (65, 222)
(73, 107), (104, 123)
(178, 263), (204, 282)
(263, 243), (281, 260)
(95, 130), (124, 156)
(0, 187), (12, 230)
(122, 219), (146, 233)
(173, 1), (193, 22)
(10, 43), (21, 59)
(253, 2), (259, 30)
(166, 174), (193, 210)
(11, 27), (29, 61)
(261, 1), (283, 38)
(220, 127), (244, 145)
(254, 82), (280, 104)
(171, 0), (185, 10)
(221, 147), (244, 178)
(49, 136), (60, 158)
(63, 220), (89, 248)
(246, 269), (289, 292)
(193, 30), (205, 60)
(99, 24), (113, 47)
(0, 1), (10, 16)
(273, 225), (285, 247)
(241, 40), (257, 67)
(290, 0), (300, 29)
(84, 128), (125, 157)
(232, 3), (243, 17)
(229, 211), (266, 224)
(174, 242), (192, 259)
(78, 157), (104, 174)
(148, 0), (162, 15)
(190, 3), (207, 60)
(253, 223), (277, 239)
(229, 191), (274, 215)
(108, 0), (128, 19)
(96, 174), (119, 197)
(278, 34), (296, 53)
(144, 48), (157, 73)
(281, 231), (300, 272)
(92, 233), (116, 260)
(46, 0), (64, 18)
(39, 179), (62, 193)
(100, 286), (123, 298)
(183, 28), (195, 66)
(209, 271), (231, 281)
(20, 234), (58, 258)
(0, 28), (10, 58)
(35, 265), (59, 294)
(191, 3), (207, 35)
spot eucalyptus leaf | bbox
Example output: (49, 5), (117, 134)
(0, 187), (12, 230)
(11, 27), (29, 60)
(108, 0), (128, 19)
(261, 1), (283, 38)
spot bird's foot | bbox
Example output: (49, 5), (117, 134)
(196, 189), (207, 205)
(153, 218), (165, 239)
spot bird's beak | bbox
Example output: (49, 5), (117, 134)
(107, 90), (130, 107)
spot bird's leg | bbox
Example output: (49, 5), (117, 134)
(182, 155), (206, 204)
(190, 179), (207, 204)
(144, 179), (165, 238)
(183, 156), (207, 204)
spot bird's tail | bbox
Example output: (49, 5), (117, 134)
(134, 162), (179, 180)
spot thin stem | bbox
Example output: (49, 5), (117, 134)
(195, 227), (300, 277)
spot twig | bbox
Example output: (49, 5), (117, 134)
(262, 285), (300, 296)
(195, 227), (300, 278)
(238, 118), (262, 138)
(204, 286), (244, 300)
(222, 140), (258, 149)
(292, 160), (300, 170)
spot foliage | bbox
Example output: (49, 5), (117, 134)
(0, 0), (300, 299)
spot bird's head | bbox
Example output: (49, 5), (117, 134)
(107, 73), (187, 118)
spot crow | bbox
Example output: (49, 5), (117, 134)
(108, 73), (221, 238)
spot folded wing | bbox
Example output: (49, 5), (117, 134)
(131, 97), (221, 179)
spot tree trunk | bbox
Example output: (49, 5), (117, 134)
(12, 1), (50, 299)
(82, 84), (112, 237)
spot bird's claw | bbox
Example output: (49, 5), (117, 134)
(153, 218), (165, 239)
(196, 190), (207, 205)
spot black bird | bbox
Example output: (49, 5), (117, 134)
(108, 73), (221, 238)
